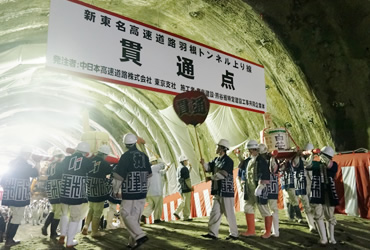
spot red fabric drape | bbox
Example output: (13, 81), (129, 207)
(334, 153), (370, 219)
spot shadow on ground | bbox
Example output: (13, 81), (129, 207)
(1, 211), (369, 249)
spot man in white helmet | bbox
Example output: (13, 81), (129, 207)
(42, 149), (65, 239)
(239, 140), (271, 238)
(58, 141), (93, 248)
(112, 133), (152, 249)
(258, 143), (280, 237)
(306, 145), (339, 245)
(81, 145), (113, 237)
(1, 146), (39, 247)
(289, 143), (316, 232)
(200, 139), (239, 240)
(173, 155), (193, 221)
(280, 158), (303, 223)
(141, 156), (171, 223)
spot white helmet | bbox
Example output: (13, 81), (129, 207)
(179, 155), (188, 162)
(52, 149), (64, 156)
(305, 143), (314, 151)
(149, 156), (157, 162)
(321, 146), (335, 158)
(123, 133), (137, 145)
(76, 141), (90, 153)
(245, 140), (258, 149)
(217, 139), (230, 149)
(98, 145), (110, 155)
(258, 143), (268, 154)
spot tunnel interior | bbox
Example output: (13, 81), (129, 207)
(2, 0), (368, 193)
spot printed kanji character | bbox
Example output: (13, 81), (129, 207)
(84, 10), (96, 22)
(100, 15), (111, 27)
(177, 56), (195, 79)
(116, 21), (125, 32)
(120, 39), (143, 66)
(221, 70), (235, 90)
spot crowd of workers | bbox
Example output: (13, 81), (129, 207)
(0, 133), (338, 249)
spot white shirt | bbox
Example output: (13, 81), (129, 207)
(147, 162), (167, 197)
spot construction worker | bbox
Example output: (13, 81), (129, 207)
(0, 146), (39, 247)
(200, 139), (239, 240)
(290, 143), (316, 232)
(106, 173), (125, 229)
(142, 156), (170, 223)
(112, 133), (152, 249)
(259, 143), (280, 237)
(280, 159), (303, 223)
(239, 140), (271, 238)
(81, 145), (112, 237)
(42, 148), (65, 239)
(307, 146), (339, 245)
(58, 141), (93, 248)
(173, 155), (193, 221)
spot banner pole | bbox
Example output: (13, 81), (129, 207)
(194, 125), (206, 180)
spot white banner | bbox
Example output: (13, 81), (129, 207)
(46, 0), (266, 113)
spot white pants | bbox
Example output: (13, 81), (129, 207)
(208, 195), (238, 237)
(9, 206), (25, 225)
(174, 192), (191, 220)
(142, 195), (163, 220)
(120, 199), (146, 246)
(311, 204), (336, 225)
(244, 200), (271, 217)
(283, 188), (299, 206)
(61, 204), (84, 222)
(299, 194), (312, 214)
(60, 203), (84, 238)
(268, 199), (278, 214)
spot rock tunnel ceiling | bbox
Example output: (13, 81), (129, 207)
(0, 0), (369, 176)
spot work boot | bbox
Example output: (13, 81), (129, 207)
(5, 238), (20, 247)
(241, 214), (256, 237)
(294, 206), (303, 223)
(328, 223), (336, 244)
(288, 204), (295, 221)
(59, 215), (69, 244)
(305, 212), (316, 232)
(271, 212), (280, 237)
(66, 221), (79, 248)
(316, 219), (328, 245)
(50, 219), (60, 239)
(261, 216), (273, 239)
(42, 212), (54, 236)
(5, 223), (20, 247)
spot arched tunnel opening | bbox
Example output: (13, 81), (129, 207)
(0, 0), (369, 249)
(0, 0), (339, 179)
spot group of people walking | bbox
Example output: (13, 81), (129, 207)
(0, 134), (339, 248)
(0, 133), (152, 249)
(197, 139), (338, 246)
